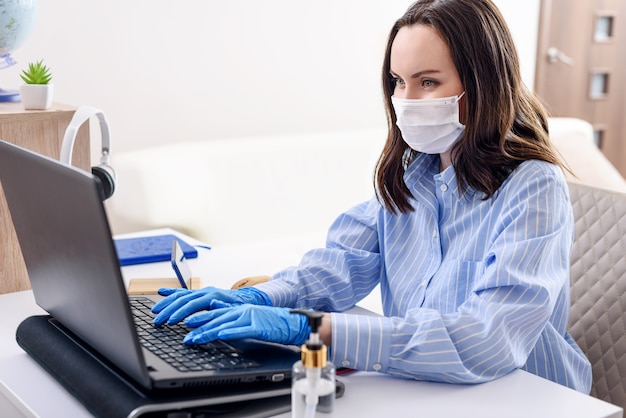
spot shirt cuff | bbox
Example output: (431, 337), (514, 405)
(330, 312), (392, 373)
(253, 278), (298, 307)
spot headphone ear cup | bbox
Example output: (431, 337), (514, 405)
(92, 164), (116, 201)
(61, 106), (116, 200)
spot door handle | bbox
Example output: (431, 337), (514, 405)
(547, 47), (574, 65)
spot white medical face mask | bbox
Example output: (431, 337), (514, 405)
(391, 92), (465, 154)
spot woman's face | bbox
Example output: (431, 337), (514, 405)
(390, 24), (464, 100)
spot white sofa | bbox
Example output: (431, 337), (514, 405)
(106, 129), (386, 248)
(106, 117), (626, 248)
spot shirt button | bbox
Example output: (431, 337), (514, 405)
(432, 228), (437, 238)
(440, 184), (448, 192)
(342, 360), (351, 367)
(373, 363), (382, 371)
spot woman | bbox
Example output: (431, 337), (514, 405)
(153, 0), (592, 393)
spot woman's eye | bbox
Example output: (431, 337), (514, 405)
(392, 77), (405, 87)
(422, 79), (437, 88)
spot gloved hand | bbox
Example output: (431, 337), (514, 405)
(152, 286), (272, 326)
(182, 305), (311, 346)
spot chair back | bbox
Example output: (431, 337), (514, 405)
(568, 181), (626, 411)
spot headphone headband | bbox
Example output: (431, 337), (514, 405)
(60, 105), (111, 165)
(60, 105), (116, 200)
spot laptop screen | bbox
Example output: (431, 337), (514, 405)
(0, 140), (152, 389)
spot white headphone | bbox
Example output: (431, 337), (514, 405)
(60, 106), (116, 200)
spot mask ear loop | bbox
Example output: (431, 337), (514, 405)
(455, 91), (467, 129)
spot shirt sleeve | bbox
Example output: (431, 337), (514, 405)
(331, 166), (575, 384)
(254, 198), (383, 312)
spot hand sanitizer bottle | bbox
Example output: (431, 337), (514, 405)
(290, 310), (336, 418)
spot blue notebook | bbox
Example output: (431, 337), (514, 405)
(114, 234), (198, 266)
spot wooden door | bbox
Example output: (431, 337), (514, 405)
(535, 0), (626, 176)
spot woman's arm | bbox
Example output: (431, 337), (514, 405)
(255, 198), (383, 312)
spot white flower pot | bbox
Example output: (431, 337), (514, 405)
(19, 84), (54, 110)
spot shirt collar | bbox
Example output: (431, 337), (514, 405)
(405, 154), (482, 203)
(404, 153), (439, 185)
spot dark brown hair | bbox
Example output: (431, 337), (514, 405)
(375, 0), (563, 214)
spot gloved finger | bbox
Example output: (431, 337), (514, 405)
(184, 328), (221, 344)
(183, 309), (224, 327)
(152, 289), (194, 313)
(184, 308), (249, 330)
(216, 325), (258, 341)
(153, 292), (208, 325)
(153, 286), (224, 312)
(209, 299), (233, 310)
(161, 294), (223, 325)
(183, 319), (248, 344)
(157, 287), (185, 297)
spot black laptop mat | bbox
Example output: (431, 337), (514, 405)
(15, 315), (292, 418)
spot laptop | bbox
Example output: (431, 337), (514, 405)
(0, 140), (300, 394)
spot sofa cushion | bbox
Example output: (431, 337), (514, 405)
(568, 181), (626, 408)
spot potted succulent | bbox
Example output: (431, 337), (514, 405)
(19, 59), (53, 110)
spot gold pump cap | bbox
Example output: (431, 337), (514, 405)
(301, 343), (327, 368)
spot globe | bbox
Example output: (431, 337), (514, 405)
(0, 0), (39, 102)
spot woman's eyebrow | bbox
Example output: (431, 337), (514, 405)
(410, 69), (440, 79)
(389, 69), (441, 78)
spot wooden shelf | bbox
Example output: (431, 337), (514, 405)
(0, 102), (90, 294)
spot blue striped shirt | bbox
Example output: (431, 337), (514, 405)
(256, 153), (592, 393)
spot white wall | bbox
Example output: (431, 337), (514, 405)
(0, 0), (539, 164)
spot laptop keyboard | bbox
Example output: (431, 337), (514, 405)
(129, 297), (260, 372)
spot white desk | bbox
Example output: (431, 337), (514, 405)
(0, 229), (622, 418)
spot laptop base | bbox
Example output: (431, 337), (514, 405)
(16, 315), (292, 418)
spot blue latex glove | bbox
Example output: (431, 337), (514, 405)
(182, 305), (310, 346)
(152, 286), (272, 326)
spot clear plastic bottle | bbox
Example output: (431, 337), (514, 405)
(290, 310), (336, 418)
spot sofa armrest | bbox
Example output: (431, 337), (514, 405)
(549, 117), (626, 193)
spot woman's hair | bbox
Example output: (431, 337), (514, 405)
(375, 0), (564, 214)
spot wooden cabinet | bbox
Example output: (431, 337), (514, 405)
(0, 102), (90, 294)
